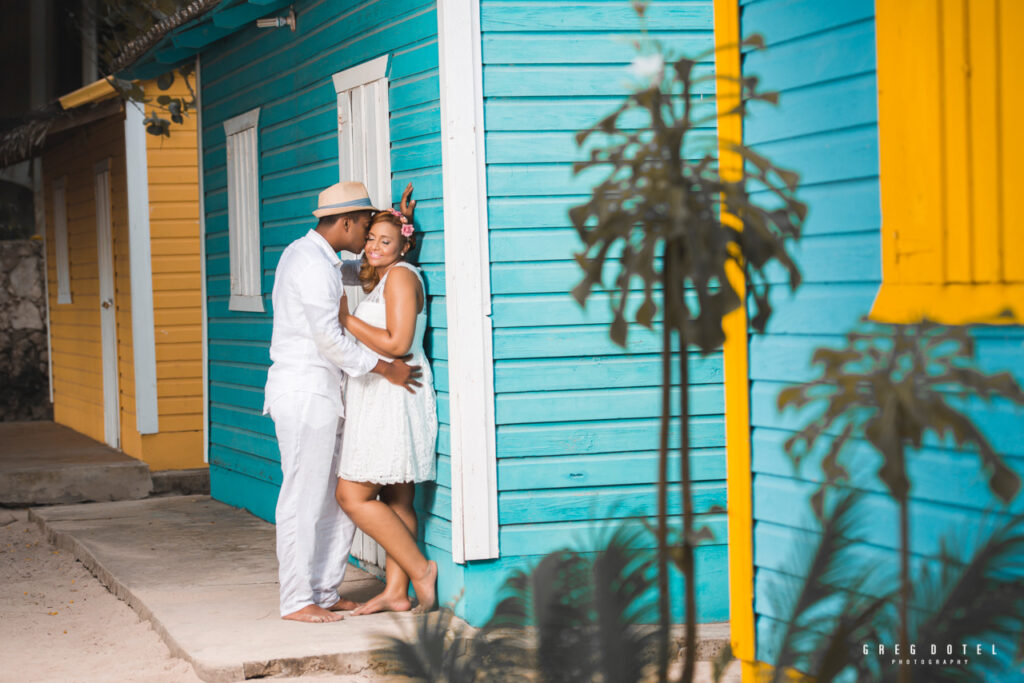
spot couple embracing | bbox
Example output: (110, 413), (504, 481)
(262, 180), (438, 623)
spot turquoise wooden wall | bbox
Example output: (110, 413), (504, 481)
(741, 0), (1024, 670)
(197, 0), (467, 607)
(460, 0), (729, 626)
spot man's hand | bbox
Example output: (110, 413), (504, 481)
(399, 182), (416, 224)
(373, 355), (422, 394)
(338, 293), (349, 326)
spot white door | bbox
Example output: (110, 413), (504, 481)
(95, 160), (120, 449)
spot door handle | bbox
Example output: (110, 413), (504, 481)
(101, 299), (113, 309)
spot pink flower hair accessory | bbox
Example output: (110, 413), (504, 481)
(386, 208), (415, 237)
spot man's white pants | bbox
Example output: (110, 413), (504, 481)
(270, 391), (356, 616)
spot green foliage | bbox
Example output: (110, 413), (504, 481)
(764, 492), (891, 683)
(381, 525), (673, 682)
(570, 28), (807, 681)
(766, 493), (1024, 682)
(569, 37), (805, 350)
(778, 318), (1024, 515)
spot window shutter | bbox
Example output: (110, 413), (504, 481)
(872, 0), (1024, 322)
(224, 108), (263, 312)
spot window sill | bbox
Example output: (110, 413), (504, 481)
(870, 283), (1024, 325)
(228, 294), (265, 313)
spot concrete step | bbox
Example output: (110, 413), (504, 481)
(0, 421), (151, 506)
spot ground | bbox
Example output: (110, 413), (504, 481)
(0, 509), (410, 683)
(0, 506), (740, 682)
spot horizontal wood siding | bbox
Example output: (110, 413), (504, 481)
(42, 114), (126, 446)
(740, 0), (1024, 664)
(141, 75), (205, 469)
(199, 0), (455, 602)
(471, 0), (727, 626)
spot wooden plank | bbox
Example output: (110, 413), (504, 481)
(743, 19), (876, 95)
(493, 323), (666, 359)
(479, 2), (712, 32)
(875, 0), (942, 284)
(498, 448), (726, 491)
(743, 74), (877, 147)
(742, 0), (874, 47)
(493, 353), (722, 393)
(498, 482), (726, 524)
(482, 32), (712, 64)
(967, 0), (1000, 283)
(497, 515), (727, 557)
(496, 416), (725, 457)
(483, 63), (714, 98)
(1001, 0), (1024, 282)
(495, 384), (723, 425)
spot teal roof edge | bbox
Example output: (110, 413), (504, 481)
(116, 0), (291, 80)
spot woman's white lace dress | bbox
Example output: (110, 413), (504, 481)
(339, 262), (437, 484)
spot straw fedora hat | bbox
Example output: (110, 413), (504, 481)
(312, 181), (380, 218)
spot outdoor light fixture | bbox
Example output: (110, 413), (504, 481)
(256, 7), (296, 31)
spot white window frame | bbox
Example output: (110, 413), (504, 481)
(52, 177), (71, 304)
(224, 107), (263, 313)
(333, 55), (392, 210)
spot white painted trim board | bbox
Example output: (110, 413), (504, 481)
(196, 56), (211, 464)
(437, 0), (499, 562)
(124, 100), (160, 434)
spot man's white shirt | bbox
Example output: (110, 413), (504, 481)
(263, 229), (377, 417)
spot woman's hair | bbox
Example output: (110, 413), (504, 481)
(359, 211), (417, 293)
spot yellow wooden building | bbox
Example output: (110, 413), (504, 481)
(41, 72), (205, 471)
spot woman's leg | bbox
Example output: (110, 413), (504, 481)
(336, 479), (437, 612)
(351, 482), (417, 615)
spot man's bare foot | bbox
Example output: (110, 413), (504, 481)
(351, 591), (413, 616)
(410, 560), (438, 614)
(326, 597), (360, 612)
(282, 604), (343, 623)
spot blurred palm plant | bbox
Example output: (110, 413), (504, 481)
(777, 318), (1024, 681)
(381, 525), (675, 682)
(569, 26), (806, 680)
(763, 491), (1024, 682)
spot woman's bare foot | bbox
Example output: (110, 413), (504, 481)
(282, 604), (343, 623)
(410, 560), (438, 614)
(351, 591), (413, 616)
(326, 597), (360, 612)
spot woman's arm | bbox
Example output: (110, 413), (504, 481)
(342, 267), (422, 357)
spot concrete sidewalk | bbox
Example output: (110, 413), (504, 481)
(29, 496), (431, 682)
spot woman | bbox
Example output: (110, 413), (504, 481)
(335, 208), (438, 614)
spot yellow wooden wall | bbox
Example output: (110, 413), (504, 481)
(43, 73), (204, 471)
(43, 114), (126, 446)
(139, 73), (204, 470)
(872, 0), (1024, 323)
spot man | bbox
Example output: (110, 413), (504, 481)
(263, 181), (420, 623)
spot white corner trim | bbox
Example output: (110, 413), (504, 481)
(125, 100), (160, 435)
(34, 158), (54, 403)
(228, 294), (265, 312)
(196, 56), (210, 464)
(52, 176), (71, 305)
(437, 0), (498, 563)
(332, 54), (390, 94)
(223, 107), (259, 136)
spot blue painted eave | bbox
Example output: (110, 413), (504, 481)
(116, 0), (291, 80)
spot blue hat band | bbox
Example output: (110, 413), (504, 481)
(318, 197), (373, 210)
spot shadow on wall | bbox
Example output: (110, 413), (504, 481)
(1, 225), (52, 421)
